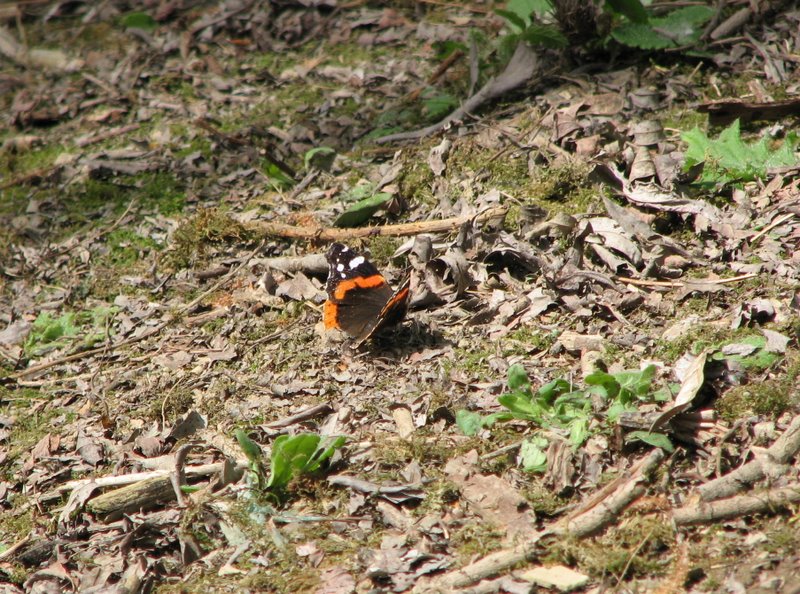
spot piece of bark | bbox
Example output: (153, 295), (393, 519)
(87, 476), (177, 521)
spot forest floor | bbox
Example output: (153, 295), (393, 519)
(1, 1), (800, 593)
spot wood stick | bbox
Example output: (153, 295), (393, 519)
(558, 449), (665, 537)
(696, 413), (800, 502)
(749, 212), (794, 246)
(248, 205), (507, 241)
(75, 123), (140, 147)
(404, 49), (465, 102)
(55, 461), (248, 493)
(264, 403), (334, 429)
(413, 449), (664, 592)
(614, 272), (757, 288)
(673, 483), (800, 525)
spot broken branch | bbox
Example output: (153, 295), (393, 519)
(696, 413), (800, 502)
(248, 205), (507, 241)
(413, 449), (664, 592)
(674, 483), (800, 525)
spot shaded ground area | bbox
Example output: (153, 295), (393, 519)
(1, 1), (800, 592)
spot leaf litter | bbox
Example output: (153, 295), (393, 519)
(0, 1), (800, 593)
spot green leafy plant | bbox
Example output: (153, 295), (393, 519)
(120, 11), (156, 32)
(497, 0), (713, 52)
(24, 307), (118, 357)
(24, 312), (80, 356)
(683, 119), (800, 185)
(457, 364), (671, 471)
(235, 430), (346, 498)
(610, 4), (714, 50)
(421, 89), (460, 121)
(304, 147), (336, 172)
(495, 0), (567, 63)
(334, 183), (394, 228)
(713, 335), (781, 371)
(262, 162), (295, 190)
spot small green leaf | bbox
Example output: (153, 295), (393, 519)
(495, 8), (528, 33)
(606, 400), (631, 422)
(520, 23), (567, 48)
(120, 12), (156, 31)
(605, 0), (648, 23)
(507, 0), (553, 22)
(267, 434), (318, 489)
(456, 410), (484, 436)
(568, 417), (590, 446)
(304, 147), (336, 172)
(683, 119), (800, 185)
(520, 436), (548, 472)
(611, 23), (673, 49)
(627, 430), (675, 452)
(24, 312), (81, 356)
(333, 192), (393, 228)
(235, 430), (263, 466)
(421, 90), (459, 121)
(610, 5), (713, 49)
(497, 393), (540, 420)
(652, 6), (714, 45)
(613, 365), (656, 399)
(264, 162), (295, 189)
(507, 364), (530, 392)
(536, 378), (571, 403)
(304, 435), (346, 474)
(266, 433), (346, 491)
(585, 370), (620, 400)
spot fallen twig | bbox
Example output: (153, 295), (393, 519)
(413, 449), (665, 592)
(264, 403), (334, 429)
(404, 49), (465, 103)
(75, 123), (140, 148)
(249, 205), (507, 241)
(558, 449), (665, 537)
(749, 212), (795, 246)
(697, 413), (800, 502)
(0, 164), (60, 190)
(376, 43), (539, 144)
(614, 272), (757, 288)
(54, 460), (248, 494)
(255, 253), (328, 275)
(673, 483), (800, 525)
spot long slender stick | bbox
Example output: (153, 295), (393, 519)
(249, 205), (507, 241)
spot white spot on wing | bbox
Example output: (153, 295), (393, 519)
(349, 256), (365, 269)
(336, 263), (344, 271)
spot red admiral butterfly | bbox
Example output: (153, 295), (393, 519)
(323, 243), (410, 345)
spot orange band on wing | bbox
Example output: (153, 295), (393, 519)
(323, 300), (339, 329)
(332, 274), (387, 300)
(383, 286), (410, 310)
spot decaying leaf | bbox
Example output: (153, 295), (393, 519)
(651, 349), (708, 431)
